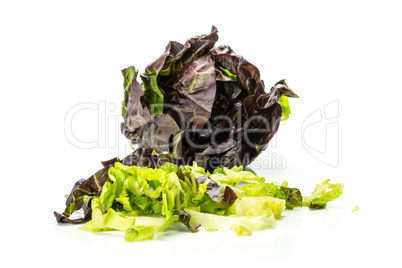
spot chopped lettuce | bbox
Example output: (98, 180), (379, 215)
(69, 162), (344, 241)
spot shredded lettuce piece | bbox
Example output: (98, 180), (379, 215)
(230, 224), (252, 236)
(231, 196), (285, 219)
(352, 206), (360, 212)
(302, 179), (344, 208)
(210, 167), (264, 184)
(80, 198), (135, 233)
(185, 208), (276, 235)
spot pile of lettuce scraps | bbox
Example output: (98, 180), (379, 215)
(68, 161), (343, 241)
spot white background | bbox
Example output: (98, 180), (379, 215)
(1, 0), (401, 267)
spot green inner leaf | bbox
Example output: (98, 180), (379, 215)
(121, 66), (137, 117)
(219, 66), (237, 80)
(278, 95), (291, 121)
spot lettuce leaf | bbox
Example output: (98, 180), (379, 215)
(210, 167), (264, 185)
(120, 66), (153, 139)
(162, 54), (217, 129)
(278, 95), (291, 121)
(231, 196), (286, 219)
(302, 179), (344, 208)
(54, 157), (119, 223)
(121, 66), (136, 117)
(280, 186), (303, 209)
(185, 208), (277, 236)
(140, 44), (170, 116)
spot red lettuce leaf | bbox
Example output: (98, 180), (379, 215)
(281, 187), (303, 209)
(196, 175), (222, 202)
(121, 67), (153, 140)
(54, 157), (119, 223)
(162, 54), (217, 129)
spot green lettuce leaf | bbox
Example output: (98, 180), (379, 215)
(140, 44), (170, 115)
(121, 66), (136, 117)
(210, 167), (264, 185)
(218, 66), (237, 81)
(230, 224), (252, 236)
(273, 80), (299, 122)
(81, 198), (135, 233)
(230, 196), (286, 219)
(278, 95), (291, 121)
(302, 179), (344, 208)
(238, 182), (281, 197)
(185, 208), (277, 236)
(125, 226), (156, 242)
(80, 199), (167, 241)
